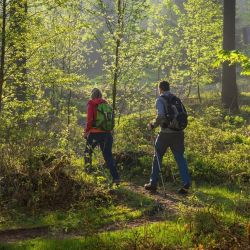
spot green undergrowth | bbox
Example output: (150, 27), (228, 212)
(193, 185), (249, 224)
(114, 100), (250, 187)
(1, 200), (249, 250)
(0, 203), (140, 233)
(0, 222), (192, 250)
(0, 96), (249, 249)
(0, 184), (157, 233)
(1, 185), (249, 249)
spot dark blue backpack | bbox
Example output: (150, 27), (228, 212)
(160, 94), (188, 131)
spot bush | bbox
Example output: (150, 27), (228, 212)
(181, 206), (248, 249)
(0, 148), (109, 210)
(113, 105), (250, 186)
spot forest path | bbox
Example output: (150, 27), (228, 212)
(120, 182), (185, 213)
(0, 182), (188, 244)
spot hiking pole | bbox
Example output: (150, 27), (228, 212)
(155, 150), (167, 197)
(151, 131), (166, 197)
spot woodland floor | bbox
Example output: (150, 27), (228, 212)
(0, 182), (188, 244)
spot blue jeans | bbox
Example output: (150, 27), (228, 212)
(150, 132), (190, 187)
(84, 132), (119, 180)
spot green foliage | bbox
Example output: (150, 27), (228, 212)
(1, 184), (249, 249)
(114, 112), (153, 153)
(180, 207), (247, 249)
(0, 1), (249, 248)
(178, 185), (249, 249)
(215, 50), (250, 75)
(186, 111), (250, 185)
(113, 103), (250, 186)
(0, 221), (192, 250)
(0, 148), (107, 210)
(180, 0), (223, 88)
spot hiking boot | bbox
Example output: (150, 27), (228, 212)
(178, 183), (190, 195)
(144, 183), (157, 192)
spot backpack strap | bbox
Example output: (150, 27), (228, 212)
(159, 94), (175, 115)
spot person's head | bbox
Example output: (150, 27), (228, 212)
(91, 88), (102, 99)
(158, 81), (170, 94)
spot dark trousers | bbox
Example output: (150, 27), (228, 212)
(84, 132), (119, 180)
(150, 132), (190, 187)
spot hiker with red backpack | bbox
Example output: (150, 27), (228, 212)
(84, 88), (120, 185)
(144, 81), (191, 194)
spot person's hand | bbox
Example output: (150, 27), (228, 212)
(83, 131), (88, 139)
(147, 123), (154, 131)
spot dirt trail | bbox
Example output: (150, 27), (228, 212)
(0, 183), (186, 244)
(124, 182), (185, 212)
(0, 227), (49, 243)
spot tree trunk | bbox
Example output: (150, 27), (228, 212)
(9, 0), (28, 102)
(197, 83), (201, 103)
(0, 0), (7, 112)
(222, 0), (239, 112)
(112, 0), (122, 113)
(67, 89), (72, 155)
(187, 84), (191, 98)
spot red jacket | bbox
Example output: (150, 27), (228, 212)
(85, 98), (107, 135)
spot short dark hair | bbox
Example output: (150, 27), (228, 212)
(159, 81), (170, 91)
(91, 88), (102, 99)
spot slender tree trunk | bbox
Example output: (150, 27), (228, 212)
(196, 69), (201, 103)
(187, 84), (191, 98)
(197, 83), (201, 103)
(112, 0), (122, 113)
(157, 67), (161, 81)
(67, 89), (72, 155)
(196, 65), (201, 103)
(197, 21), (202, 103)
(67, 90), (72, 128)
(113, 42), (120, 112)
(0, 0), (6, 112)
(9, 0), (28, 102)
(222, 0), (239, 112)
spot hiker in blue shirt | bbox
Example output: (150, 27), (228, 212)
(145, 81), (191, 194)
